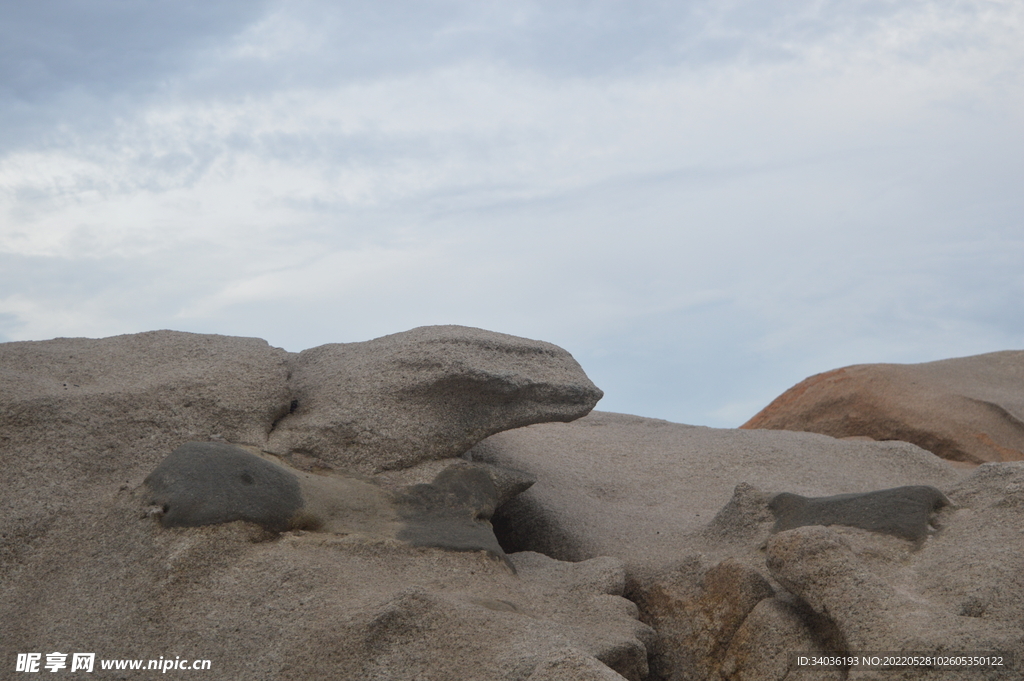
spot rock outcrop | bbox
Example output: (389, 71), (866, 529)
(470, 411), (961, 577)
(1, 331), (292, 570)
(763, 462), (1024, 680)
(3, 516), (652, 680)
(2, 327), (631, 680)
(741, 351), (1024, 465)
(631, 558), (774, 681)
(4, 331), (1022, 680)
(470, 411), (1023, 681)
(267, 325), (604, 473)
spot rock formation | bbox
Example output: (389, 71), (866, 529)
(470, 411), (960, 577)
(2, 327), (629, 679)
(741, 351), (1024, 465)
(3, 329), (1022, 680)
(469, 412), (1023, 680)
(267, 324), (604, 472)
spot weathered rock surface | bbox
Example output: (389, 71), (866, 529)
(686, 463), (1024, 681)
(1, 327), (627, 680)
(720, 596), (844, 681)
(527, 647), (633, 680)
(765, 510), (1023, 680)
(470, 411), (961, 578)
(741, 351), (1024, 464)
(1, 326), (597, 567)
(471, 411), (1023, 680)
(2, 508), (652, 680)
(268, 325), (604, 472)
(5, 332), (1023, 680)
(1, 331), (292, 569)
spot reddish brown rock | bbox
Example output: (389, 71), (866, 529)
(631, 557), (774, 681)
(719, 596), (844, 681)
(742, 351), (1024, 465)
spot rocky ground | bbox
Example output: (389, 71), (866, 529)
(2, 327), (1021, 679)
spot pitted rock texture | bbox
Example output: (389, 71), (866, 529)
(769, 485), (950, 542)
(766, 526), (1021, 680)
(916, 462), (1024, 625)
(1, 326), (596, 567)
(761, 464), (1024, 681)
(742, 351), (1024, 464)
(623, 467), (1024, 681)
(471, 413), (1022, 680)
(720, 596), (844, 681)
(7, 333), (1024, 680)
(1, 508), (653, 680)
(0, 330), (292, 451)
(526, 648), (632, 680)
(2, 327), (622, 680)
(283, 550), (652, 681)
(267, 325), (603, 472)
(0, 330), (292, 567)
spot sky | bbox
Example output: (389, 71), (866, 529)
(1, 0), (1022, 427)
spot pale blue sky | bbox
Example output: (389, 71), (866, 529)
(2, 0), (1022, 426)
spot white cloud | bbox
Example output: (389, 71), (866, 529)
(1, 0), (1022, 424)
(180, 245), (438, 318)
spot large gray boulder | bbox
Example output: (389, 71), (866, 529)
(0, 331), (292, 569)
(1, 327), (629, 680)
(1, 325), (600, 554)
(470, 411), (961, 578)
(267, 325), (603, 473)
(472, 412), (1023, 681)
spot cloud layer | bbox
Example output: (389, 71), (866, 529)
(2, 0), (1022, 425)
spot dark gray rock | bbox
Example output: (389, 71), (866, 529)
(144, 442), (303, 531)
(396, 463), (534, 568)
(769, 485), (950, 542)
(143, 444), (533, 565)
